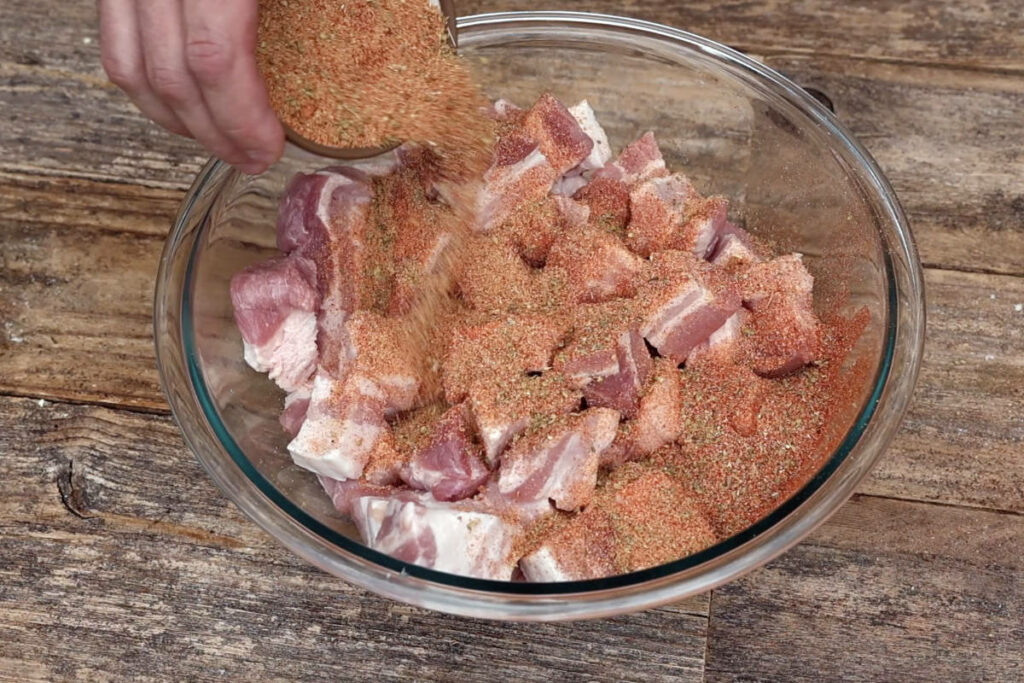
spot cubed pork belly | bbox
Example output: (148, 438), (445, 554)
(401, 404), (490, 501)
(595, 132), (668, 186)
(636, 251), (742, 363)
(555, 301), (652, 418)
(573, 176), (631, 233)
(275, 167), (377, 375)
(355, 494), (519, 580)
(493, 195), (589, 267)
(602, 359), (685, 467)
(624, 173), (696, 258)
(738, 254), (821, 377)
(280, 384), (312, 436)
(497, 408), (620, 512)
(342, 311), (425, 414)
(520, 93), (595, 175)
(546, 227), (644, 304)
(442, 314), (569, 403)
(467, 372), (583, 465)
(491, 98), (524, 122)
(318, 475), (396, 518)
(230, 255), (320, 392)
(456, 235), (545, 313)
(519, 467), (715, 581)
(479, 147), (559, 232)
(287, 371), (394, 481)
(710, 222), (761, 268)
(625, 176), (726, 260)
(686, 308), (750, 367)
(552, 100), (613, 196)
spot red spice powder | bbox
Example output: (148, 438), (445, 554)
(257, 0), (493, 169)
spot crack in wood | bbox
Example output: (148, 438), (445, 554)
(55, 458), (95, 520)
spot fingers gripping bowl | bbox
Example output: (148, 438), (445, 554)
(155, 12), (924, 620)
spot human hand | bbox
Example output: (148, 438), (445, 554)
(98, 0), (284, 175)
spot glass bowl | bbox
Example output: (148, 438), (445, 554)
(155, 11), (925, 620)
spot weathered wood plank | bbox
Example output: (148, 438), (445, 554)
(704, 494), (1024, 682)
(763, 55), (1024, 276)
(0, 173), (178, 411)
(862, 269), (1024, 513)
(0, 395), (709, 682)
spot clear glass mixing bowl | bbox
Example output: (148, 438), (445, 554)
(155, 11), (925, 620)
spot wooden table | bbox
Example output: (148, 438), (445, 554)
(2, 0), (1022, 679)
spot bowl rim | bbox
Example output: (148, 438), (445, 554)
(156, 10), (926, 620)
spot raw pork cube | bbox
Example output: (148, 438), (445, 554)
(479, 148), (558, 232)
(497, 408), (620, 512)
(280, 384), (312, 436)
(287, 372), (394, 481)
(356, 495), (519, 580)
(401, 404), (491, 502)
(467, 372), (582, 465)
(442, 314), (569, 403)
(636, 251), (741, 363)
(494, 196), (589, 267)
(342, 311), (424, 414)
(569, 100), (612, 173)
(710, 223), (761, 268)
(520, 93), (595, 175)
(546, 227), (644, 304)
(686, 308), (750, 367)
(680, 195), (729, 260)
(624, 174), (696, 257)
(555, 301), (652, 418)
(274, 167), (377, 375)
(573, 176), (631, 233)
(230, 255), (320, 392)
(551, 100), (613, 196)
(519, 468), (715, 581)
(602, 359), (685, 467)
(318, 475), (395, 518)
(456, 236), (543, 313)
(739, 254), (821, 377)
(596, 132), (668, 186)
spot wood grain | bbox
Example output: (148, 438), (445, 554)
(862, 269), (1024, 513)
(466, 0), (1024, 73)
(0, 172), (178, 411)
(0, 395), (709, 682)
(704, 494), (1024, 682)
(763, 55), (1024, 276)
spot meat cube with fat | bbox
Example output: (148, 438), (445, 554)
(624, 173), (696, 258)
(342, 311), (425, 414)
(602, 359), (685, 467)
(287, 372), (394, 481)
(468, 372), (583, 465)
(494, 195), (590, 267)
(595, 132), (668, 186)
(686, 308), (750, 367)
(546, 227), (644, 304)
(479, 148), (559, 232)
(497, 408), (620, 512)
(401, 404), (491, 502)
(710, 222), (761, 268)
(355, 494), (520, 580)
(519, 467), (715, 581)
(280, 384), (312, 436)
(636, 251), (741, 363)
(738, 254), (821, 377)
(520, 93), (595, 175)
(555, 301), (652, 418)
(574, 176), (632, 234)
(442, 314), (569, 403)
(552, 100), (613, 196)
(230, 255), (320, 393)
